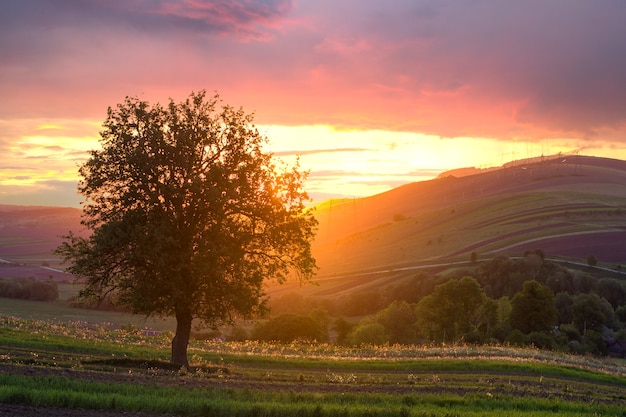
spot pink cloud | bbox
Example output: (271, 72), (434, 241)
(1, 0), (626, 144)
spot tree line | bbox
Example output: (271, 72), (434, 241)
(243, 252), (626, 357)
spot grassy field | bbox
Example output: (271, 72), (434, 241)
(0, 295), (177, 332)
(1, 315), (626, 416)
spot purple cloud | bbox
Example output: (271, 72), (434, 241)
(2, 0), (626, 142)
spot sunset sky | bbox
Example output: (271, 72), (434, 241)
(2, 1), (626, 207)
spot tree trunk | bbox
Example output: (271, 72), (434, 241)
(171, 308), (193, 368)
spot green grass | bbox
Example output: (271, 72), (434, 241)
(2, 315), (626, 416)
(0, 296), (176, 331)
(1, 372), (625, 417)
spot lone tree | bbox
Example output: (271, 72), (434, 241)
(56, 91), (317, 367)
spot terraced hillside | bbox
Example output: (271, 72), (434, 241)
(312, 155), (626, 277)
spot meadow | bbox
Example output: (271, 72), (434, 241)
(1, 315), (626, 416)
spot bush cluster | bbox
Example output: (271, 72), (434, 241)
(0, 277), (59, 302)
(243, 253), (626, 357)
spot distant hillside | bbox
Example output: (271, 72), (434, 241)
(0, 205), (83, 280)
(312, 155), (626, 277)
(2, 155), (626, 287)
(435, 166), (498, 179)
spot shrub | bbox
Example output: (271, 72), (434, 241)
(29, 279), (59, 301)
(347, 321), (390, 346)
(393, 213), (406, 222)
(505, 329), (527, 346)
(527, 332), (556, 350)
(331, 317), (354, 345)
(583, 330), (608, 356)
(0, 277), (58, 302)
(375, 301), (418, 344)
(568, 340), (585, 355)
(559, 324), (581, 342)
(572, 293), (614, 333)
(470, 251), (478, 264)
(227, 325), (249, 342)
(463, 329), (484, 344)
(587, 254), (598, 266)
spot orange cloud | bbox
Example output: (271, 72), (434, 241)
(3, 0), (626, 143)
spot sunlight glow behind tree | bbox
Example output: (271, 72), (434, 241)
(56, 91), (318, 367)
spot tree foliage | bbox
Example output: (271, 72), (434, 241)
(374, 300), (418, 344)
(0, 277), (58, 302)
(510, 280), (557, 334)
(56, 91), (317, 366)
(572, 293), (614, 334)
(416, 276), (487, 342)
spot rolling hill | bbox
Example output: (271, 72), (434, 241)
(311, 154), (626, 278)
(2, 155), (626, 290)
(0, 205), (83, 280)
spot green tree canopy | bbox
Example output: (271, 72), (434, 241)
(348, 320), (390, 346)
(375, 300), (418, 344)
(56, 91), (317, 367)
(510, 280), (557, 334)
(415, 276), (486, 342)
(572, 293), (614, 334)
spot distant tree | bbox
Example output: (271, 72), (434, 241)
(392, 213), (406, 222)
(0, 277), (59, 302)
(587, 254), (598, 267)
(510, 280), (557, 334)
(616, 305), (626, 323)
(477, 296), (498, 339)
(475, 255), (527, 298)
(496, 296), (512, 324)
(470, 251), (478, 264)
(573, 272), (596, 293)
(545, 268), (575, 294)
(375, 301), (418, 344)
(582, 330), (608, 356)
(348, 320), (390, 346)
(554, 291), (574, 324)
(572, 293), (614, 335)
(415, 290), (440, 341)
(56, 92), (317, 367)
(505, 329), (527, 346)
(527, 331), (556, 350)
(331, 317), (354, 345)
(251, 313), (327, 343)
(415, 276), (485, 342)
(595, 279), (626, 309)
